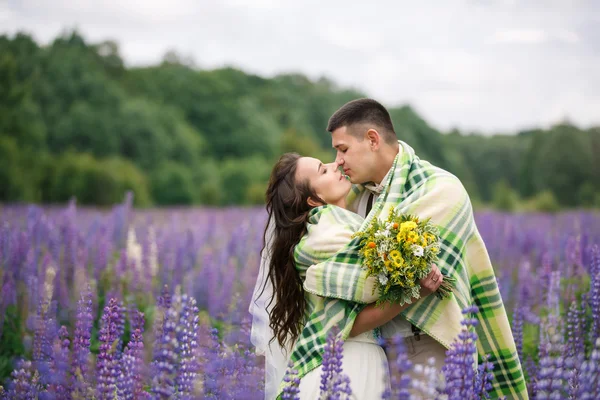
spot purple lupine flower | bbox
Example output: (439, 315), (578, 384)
(382, 334), (412, 400)
(94, 228), (110, 282)
(118, 322), (146, 400)
(442, 305), (479, 400)
(32, 300), (58, 389)
(565, 300), (585, 365)
(577, 338), (600, 400)
(281, 362), (301, 400)
(202, 327), (225, 398)
(512, 305), (524, 362)
(474, 354), (495, 399)
(115, 301), (127, 357)
(71, 288), (93, 397)
(6, 360), (40, 399)
(175, 294), (200, 398)
(97, 298), (123, 400)
(151, 306), (179, 399)
(524, 355), (538, 398)
(47, 325), (71, 398)
(153, 285), (172, 362)
(129, 305), (145, 337)
(536, 310), (567, 399)
(589, 271), (600, 345)
(319, 327), (352, 399)
(114, 249), (128, 281)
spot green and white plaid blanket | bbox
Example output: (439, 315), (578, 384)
(276, 205), (370, 398)
(296, 140), (527, 399)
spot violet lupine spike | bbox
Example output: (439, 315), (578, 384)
(175, 294), (200, 398)
(129, 308), (145, 338)
(590, 271), (600, 345)
(281, 362), (301, 400)
(382, 334), (412, 400)
(442, 305), (480, 400)
(48, 325), (71, 398)
(153, 285), (172, 360)
(590, 245), (600, 278)
(96, 297), (123, 400)
(115, 302), (127, 358)
(118, 327), (146, 400)
(319, 327), (353, 400)
(202, 327), (223, 398)
(474, 354), (495, 400)
(72, 288), (93, 397)
(578, 338), (600, 400)
(151, 305), (179, 399)
(512, 305), (524, 362)
(536, 307), (566, 400)
(33, 300), (58, 389)
(565, 301), (585, 365)
(6, 360), (40, 399)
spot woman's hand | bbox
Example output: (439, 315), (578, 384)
(419, 263), (443, 295)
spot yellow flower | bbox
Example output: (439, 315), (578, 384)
(388, 250), (404, 268)
(396, 231), (404, 243)
(384, 260), (393, 272)
(400, 221), (417, 232)
(406, 232), (418, 243)
(364, 248), (375, 259)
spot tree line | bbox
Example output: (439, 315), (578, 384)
(1, 31), (598, 210)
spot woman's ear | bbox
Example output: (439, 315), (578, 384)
(307, 197), (322, 208)
(366, 129), (381, 150)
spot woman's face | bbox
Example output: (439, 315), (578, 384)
(295, 157), (351, 207)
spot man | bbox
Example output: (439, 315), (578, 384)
(304, 98), (528, 398)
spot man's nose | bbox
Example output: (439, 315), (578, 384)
(335, 154), (344, 166)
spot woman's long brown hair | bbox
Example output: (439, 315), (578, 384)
(260, 153), (324, 349)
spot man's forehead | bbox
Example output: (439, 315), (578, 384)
(331, 126), (353, 147)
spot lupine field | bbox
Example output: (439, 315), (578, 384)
(0, 194), (599, 399)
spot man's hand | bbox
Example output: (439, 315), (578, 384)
(419, 263), (443, 295)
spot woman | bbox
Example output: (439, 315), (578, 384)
(250, 153), (442, 399)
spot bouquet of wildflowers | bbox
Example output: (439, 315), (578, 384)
(353, 209), (455, 306)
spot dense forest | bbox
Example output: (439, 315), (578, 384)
(1, 31), (599, 210)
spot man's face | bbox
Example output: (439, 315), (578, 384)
(331, 125), (376, 184)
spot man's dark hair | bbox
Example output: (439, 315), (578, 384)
(327, 98), (397, 144)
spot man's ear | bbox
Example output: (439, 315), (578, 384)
(366, 129), (381, 151)
(307, 197), (322, 208)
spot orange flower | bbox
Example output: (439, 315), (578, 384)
(393, 223), (399, 229)
(368, 242), (376, 248)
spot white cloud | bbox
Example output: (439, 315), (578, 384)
(0, 3), (14, 22)
(2, 0), (599, 133)
(489, 29), (548, 44)
(489, 29), (581, 45)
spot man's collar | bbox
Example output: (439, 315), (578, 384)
(364, 167), (392, 195)
(363, 143), (401, 195)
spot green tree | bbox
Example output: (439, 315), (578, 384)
(151, 162), (196, 205)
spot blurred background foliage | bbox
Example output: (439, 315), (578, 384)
(1, 31), (599, 210)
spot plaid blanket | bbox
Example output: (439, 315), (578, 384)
(276, 205), (371, 398)
(301, 140), (528, 399)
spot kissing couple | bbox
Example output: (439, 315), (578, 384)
(250, 98), (528, 399)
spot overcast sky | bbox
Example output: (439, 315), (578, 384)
(2, 0), (599, 133)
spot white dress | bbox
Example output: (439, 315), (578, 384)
(298, 329), (390, 399)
